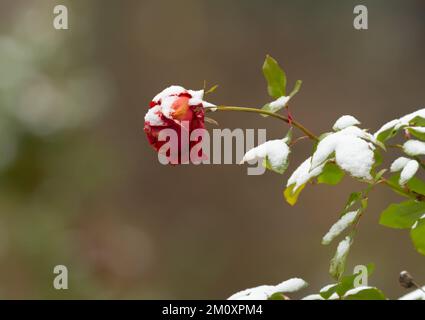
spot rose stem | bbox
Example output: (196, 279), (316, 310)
(208, 106), (318, 141)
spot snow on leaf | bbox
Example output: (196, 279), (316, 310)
(287, 157), (325, 191)
(241, 139), (290, 174)
(374, 108), (425, 142)
(269, 96), (290, 110)
(400, 160), (419, 185)
(301, 294), (325, 300)
(227, 278), (308, 300)
(264, 96), (291, 113)
(333, 115), (361, 131)
(403, 140), (425, 156)
(310, 124), (377, 178)
(274, 278), (309, 293)
(329, 236), (352, 280)
(334, 136), (374, 180)
(343, 286), (386, 300)
(390, 157), (411, 172)
(310, 133), (339, 169)
(399, 286), (425, 300)
(407, 126), (425, 140)
(322, 211), (359, 245)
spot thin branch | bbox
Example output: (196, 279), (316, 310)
(207, 106), (319, 141)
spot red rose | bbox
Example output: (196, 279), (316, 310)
(144, 86), (215, 164)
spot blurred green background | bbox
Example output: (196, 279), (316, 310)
(0, 0), (424, 299)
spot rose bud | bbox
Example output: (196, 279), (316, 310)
(144, 85), (215, 164)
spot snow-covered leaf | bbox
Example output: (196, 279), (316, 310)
(343, 286), (386, 300)
(274, 278), (309, 293)
(302, 294), (325, 300)
(374, 109), (425, 142)
(227, 278), (308, 300)
(403, 139), (425, 156)
(320, 263), (375, 299)
(400, 160), (419, 185)
(399, 286), (425, 300)
(374, 119), (399, 143)
(310, 125), (376, 180)
(262, 96), (290, 114)
(284, 157), (326, 204)
(322, 211), (359, 245)
(241, 139), (290, 174)
(332, 115), (361, 131)
(390, 157), (411, 172)
(319, 284), (339, 299)
(334, 136), (374, 180)
(407, 127), (425, 140)
(391, 158), (420, 185)
(329, 236), (352, 280)
(409, 115), (425, 127)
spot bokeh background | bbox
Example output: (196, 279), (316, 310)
(0, 0), (424, 299)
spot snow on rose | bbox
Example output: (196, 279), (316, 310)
(144, 85), (215, 164)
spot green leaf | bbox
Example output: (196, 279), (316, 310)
(284, 184), (305, 206)
(373, 150), (383, 169)
(320, 263), (375, 299)
(205, 84), (219, 95)
(344, 192), (362, 212)
(329, 236), (353, 281)
(289, 80), (302, 98)
(284, 128), (293, 144)
(374, 169), (387, 182)
(376, 125), (399, 143)
(268, 293), (287, 300)
(379, 200), (425, 229)
(262, 55), (287, 98)
(407, 127), (425, 140)
(388, 174), (425, 197)
(361, 198), (369, 210)
(335, 263), (375, 297)
(263, 156), (289, 175)
(411, 217), (425, 255)
(407, 177), (425, 196)
(317, 163), (345, 185)
(344, 287), (386, 300)
(409, 116), (425, 127)
(387, 173), (410, 198)
(319, 284), (339, 300)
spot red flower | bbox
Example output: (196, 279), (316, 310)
(144, 86), (215, 164)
